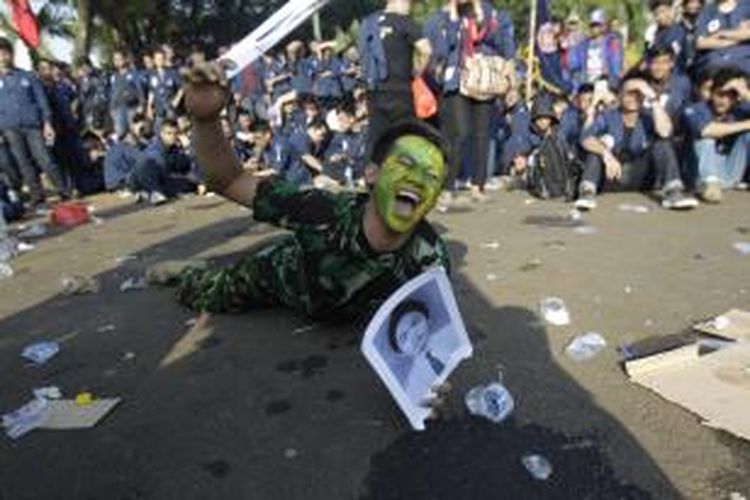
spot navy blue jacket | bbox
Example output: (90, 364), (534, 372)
(0, 69), (52, 130)
(149, 68), (182, 115)
(581, 109), (657, 160)
(359, 11), (389, 90)
(110, 69), (144, 109)
(104, 140), (142, 190)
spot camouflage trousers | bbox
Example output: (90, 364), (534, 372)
(177, 235), (312, 314)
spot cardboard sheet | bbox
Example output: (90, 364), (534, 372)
(694, 309), (750, 341)
(41, 399), (121, 430)
(627, 342), (750, 441)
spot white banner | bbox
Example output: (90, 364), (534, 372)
(220, 0), (330, 79)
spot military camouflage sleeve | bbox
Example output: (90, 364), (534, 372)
(252, 177), (340, 231)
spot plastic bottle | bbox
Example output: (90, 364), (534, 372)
(465, 380), (515, 424)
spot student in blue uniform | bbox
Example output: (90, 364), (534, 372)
(646, 0), (689, 72)
(147, 47), (183, 130)
(644, 47), (692, 122)
(495, 87), (531, 179)
(110, 50), (145, 139)
(285, 119), (329, 187)
(312, 42), (345, 110)
(0, 37), (69, 206)
(360, 0), (431, 159)
(558, 83), (596, 157)
(576, 74), (697, 211)
(683, 67), (750, 203)
(104, 114), (148, 192)
(324, 104), (364, 186)
(680, 0), (704, 71)
(428, 0), (516, 202)
(695, 0), (750, 74)
(129, 119), (195, 205)
(75, 57), (109, 132)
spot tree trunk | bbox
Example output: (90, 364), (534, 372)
(74, 0), (93, 60)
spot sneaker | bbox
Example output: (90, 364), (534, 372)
(662, 190), (698, 210)
(485, 177), (503, 192)
(437, 191), (453, 213)
(700, 180), (723, 204)
(470, 186), (489, 203)
(149, 192), (168, 206)
(574, 183), (598, 211)
(135, 191), (148, 203)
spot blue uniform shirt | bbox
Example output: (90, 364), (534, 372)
(696, 2), (750, 68)
(110, 69), (144, 109)
(0, 69), (52, 130)
(104, 140), (142, 190)
(581, 109), (656, 160)
(149, 68), (182, 116)
(649, 25), (689, 71)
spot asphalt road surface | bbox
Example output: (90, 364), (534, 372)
(1, 189), (749, 499)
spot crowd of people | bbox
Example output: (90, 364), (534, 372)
(1, 0), (750, 225)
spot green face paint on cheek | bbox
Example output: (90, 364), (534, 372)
(374, 135), (446, 233)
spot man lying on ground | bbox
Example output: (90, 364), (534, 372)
(150, 62), (452, 323)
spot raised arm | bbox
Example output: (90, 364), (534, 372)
(184, 63), (263, 207)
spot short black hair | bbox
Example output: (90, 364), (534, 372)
(253, 121), (272, 134)
(650, 0), (672, 10)
(0, 37), (13, 54)
(577, 83), (595, 94)
(713, 67), (747, 92)
(371, 120), (452, 168)
(160, 118), (179, 130)
(647, 45), (675, 60)
(307, 118), (328, 131)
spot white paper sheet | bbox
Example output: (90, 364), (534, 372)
(361, 267), (473, 431)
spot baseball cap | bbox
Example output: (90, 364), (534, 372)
(590, 9), (607, 25)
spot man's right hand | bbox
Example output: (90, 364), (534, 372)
(603, 151), (623, 181)
(183, 62), (230, 123)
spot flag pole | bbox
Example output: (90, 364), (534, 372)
(526, 0), (538, 105)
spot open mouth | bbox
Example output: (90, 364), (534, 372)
(394, 189), (423, 217)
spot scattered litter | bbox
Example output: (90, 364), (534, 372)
(97, 324), (116, 333)
(618, 203), (650, 214)
(540, 297), (571, 326)
(729, 492), (747, 500)
(481, 241), (500, 250)
(733, 242), (750, 255)
(521, 454), (553, 481)
(573, 225), (597, 235)
(33, 387), (62, 400)
(75, 392), (94, 407)
(0, 262), (13, 280)
(16, 241), (35, 253)
(284, 448), (299, 459)
(120, 276), (148, 292)
(524, 199), (536, 206)
(21, 341), (60, 365)
(122, 352), (136, 361)
(465, 381), (515, 424)
(61, 275), (100, 296)
(624, 286), (633, 294)
(565, 332), (608, 362)
(2, 397), (49, 439)
(519, 259), (543, 272)
(51, 202), (90, 227)
(568, 209), (583, 222)
(184, 318), (198, 327)
(485, 273), (499, 282)
(90, 216), (105, 226)
(17, 223), (47, 238)
(41, 398), (120, 431)
(292, 325), (316, 335)
(115, 255), (138, 265)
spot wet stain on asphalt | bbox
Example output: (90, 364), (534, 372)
(276, 355), (328, 379)
(265, 400), (292, 415)
(203, 459), (231, 479)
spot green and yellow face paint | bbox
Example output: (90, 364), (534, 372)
(374, 135), (447, 234)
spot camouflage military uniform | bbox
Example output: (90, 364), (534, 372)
(178, 177), (451, 321)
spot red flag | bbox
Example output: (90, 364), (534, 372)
(7, 0), (41, 49)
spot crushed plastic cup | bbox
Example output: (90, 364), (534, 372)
(465, 382), (515, 424)
(120, 276), (148, 292)
(0, 262), (13, 280)
(33, 386), (62, 400)
(481, 241), (500, 250)
(61, 275), (100, 296)
(618, 203), (651, 214)
(733, 242), (750, 255)
(522, 454), (553, 481)
(573, 225), (597, 235)
(21, 341), (60, 365)
(2, 397), (49, 440)
(712, 315), (731, 331)
(565, 332), (608, 362)
(540, 297), (571, 326)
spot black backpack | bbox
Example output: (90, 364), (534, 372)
(527, 132), (579, 201)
